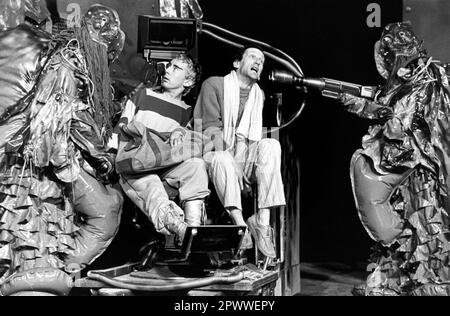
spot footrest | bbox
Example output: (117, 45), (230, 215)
(181, 225), (246, 257)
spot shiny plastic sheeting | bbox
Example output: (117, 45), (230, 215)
(159, 0), (203, 19)
(342, 22), (450, 295)
(0, 0), (49, 31)
(0, 111), (28, 169)
(83, 4), (125, 63)
(64, 169), (123, 270)
(0, 166), (79, 285)
(0, 267), (73, 296)
(0, 6), (123, 287)
(350, 151), (413, 245)
(0, 25), (50, 120)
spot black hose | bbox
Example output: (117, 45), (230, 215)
(201, 29), (301, 77)
(202, 22), (304, 77)
(269, 99), (307, 133)
(200, 28), (308, 132)
(86, 271), (245, 292)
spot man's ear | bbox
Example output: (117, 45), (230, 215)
(233, 60), (240, 69)
(183, 78), (194, 90)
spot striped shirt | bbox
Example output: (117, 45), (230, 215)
(109, 87), (192, 149)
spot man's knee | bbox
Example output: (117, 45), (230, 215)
(186, 157), (207, 170)
(258, 138), (281, 156)
(184, 158), (208, 179)
(209, 151), (235, 169)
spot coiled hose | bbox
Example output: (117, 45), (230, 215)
(86, 270), (245, 292)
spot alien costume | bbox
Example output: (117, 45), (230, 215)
(0, 3), (125, 296)
(341, 22), (450, 296)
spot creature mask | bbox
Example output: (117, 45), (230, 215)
(374, 22), (425, 79)
(0, 0), (49, 31)
(83, 4), (125, 63)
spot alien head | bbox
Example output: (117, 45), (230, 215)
(83, 4), (125, 63)
(374, 22), (425, 79)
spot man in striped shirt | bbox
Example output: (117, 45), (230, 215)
(113, 54), (209, 243)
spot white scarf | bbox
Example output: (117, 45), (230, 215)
(223, 71), (264, 150)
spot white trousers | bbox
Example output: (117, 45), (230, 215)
(120, 158), (209, 235)
(204, 139), (286, 211)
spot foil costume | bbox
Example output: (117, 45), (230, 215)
(0, 0), (49, 31)
(159, 0), (203, 19)
(0, 3), (125, 296)
(341, 22), (450, 296)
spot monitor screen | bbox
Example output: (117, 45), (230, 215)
(138, 16), (197, 52)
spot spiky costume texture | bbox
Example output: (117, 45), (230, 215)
(342, 22), (450, 296)
(0, 5), (124, 294)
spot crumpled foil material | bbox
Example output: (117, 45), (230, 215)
(0, 10), (123, 290)
(83, 4), (125, 63)
(345, 22), (450, 296)
(159, 0), (203, 19)
(0, 0), (49, 31)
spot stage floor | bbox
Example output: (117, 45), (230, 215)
(299, 262), (367, 296)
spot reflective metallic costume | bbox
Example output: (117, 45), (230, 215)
(159, 0), (203, 19)
(83, 4), (125, 64)
(0, 0), (49, 31)
(341, 22), (450, 295)
(0, 4), (124, 296)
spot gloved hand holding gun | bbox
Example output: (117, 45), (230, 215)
(269, 69), (393, 122)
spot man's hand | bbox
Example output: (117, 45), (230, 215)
(170, 130), (184, 147)
(234, 138), (253, 194)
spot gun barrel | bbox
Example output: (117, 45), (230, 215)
(299, 78), (326, 91)
(268, 70), (376, 99)
(323, 78), (361, 96)
(300, 77), (376, 99)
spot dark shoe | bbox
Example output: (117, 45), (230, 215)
(247, 215), (276, 258)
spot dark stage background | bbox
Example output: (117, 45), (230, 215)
(196, 0), (403, 266)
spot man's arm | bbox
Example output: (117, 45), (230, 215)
(107, 97), (137, 152)
(193, 77), (226, 150)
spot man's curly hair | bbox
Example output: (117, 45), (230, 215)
(174, 53), (202, 96)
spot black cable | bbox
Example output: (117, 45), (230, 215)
(200, 29), (307, 132)
(201, 29), (301, 77)
(202, 22), (304, 77)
